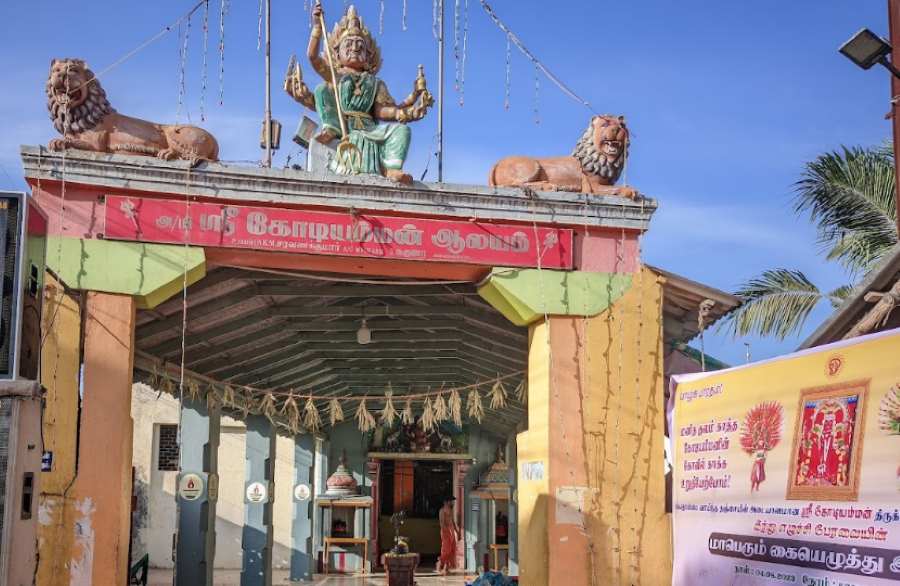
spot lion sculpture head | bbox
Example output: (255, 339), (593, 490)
(46, 58), (114, 135)
(572, 115), (629, 185)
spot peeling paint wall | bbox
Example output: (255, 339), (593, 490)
(36, 275), (81, 586)
(69, 497), (95, 586)
(518, 267), (672, 586)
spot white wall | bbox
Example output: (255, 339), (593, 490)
(131, 384), (296, 570)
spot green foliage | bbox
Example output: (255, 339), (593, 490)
(723, 144), (896, 340)
(795, 145), (897, 274)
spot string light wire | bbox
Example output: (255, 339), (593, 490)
(479, 0), (596, 114)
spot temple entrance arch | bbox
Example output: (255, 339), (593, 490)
(24, 147), (705, 586)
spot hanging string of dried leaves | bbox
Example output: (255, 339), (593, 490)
(258, 392), (278, 422)
(489, 378), (507, 410)
(467, 388), (484, 423)
(433, 392), (448, 421)
(148, 364), (160, 389)
(206, 385), (219, 412)
(448, 388), (462, 426)
(514, 380), (527, 403)
(329, 397), (345, 426)
(381, 391), (398, 427)
(303, 397), (322, 432)
(356, 398), (376, 432)
(240, 391), (252, 418)
(222, 385), (236, 408)
(281, 392), (301, 434)
(401, 397), (414, 425)
(420, 396), (436, 432)
(187, 379), (202, 402)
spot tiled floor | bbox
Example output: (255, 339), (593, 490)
(147, 569), (470, 585)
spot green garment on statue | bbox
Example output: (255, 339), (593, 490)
(314, 72), (411, 174)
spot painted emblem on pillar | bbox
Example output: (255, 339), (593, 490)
(178, 473), (204, 501)
(294, 483), (311, 501)
(246, 481), (269, 503)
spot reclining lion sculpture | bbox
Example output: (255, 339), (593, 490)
(489, 115), (636, 198)
(46, 58), (219, 165)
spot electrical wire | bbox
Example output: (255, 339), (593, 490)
(69, 0), (207, 96)
(479, 0), (596, 114)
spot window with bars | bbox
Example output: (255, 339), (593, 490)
(157, 424), (179, 471)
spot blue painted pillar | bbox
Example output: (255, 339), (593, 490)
(290, 434), (315, 581)
(241, 415), (276, 586)
(174, 396), (221, 586)
(312, 437), (329, 568)
(507, 438), (519, 576)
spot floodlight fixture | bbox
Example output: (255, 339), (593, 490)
(293, 116), (318, 149)
(839, 28), (900, 78)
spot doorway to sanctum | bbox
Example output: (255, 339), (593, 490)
(379, 458), (453, 569)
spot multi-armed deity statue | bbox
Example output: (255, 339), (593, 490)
(286, 3), (433, 184)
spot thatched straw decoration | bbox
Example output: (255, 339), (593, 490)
(433, 392), (448, 421)
(281, 393), (301, 433)
(489, 379), (507, 410)
(240, 392), (252, 418)
(401, 397), (414, 425)
(515, 380), (527, 403)
(420, 397), (436, 432)
(448, 388), (462, 426)
(222, 385), (236, 407)
(467, 389), (484, 423)
(328, 397), (345, 426)
(161, 376), (175, 395)
(356, 398), (376, 432)
(258, 392), (278, 422)
(187, 379), (202, 402)
(206, 385), (220, 412)
(303, 397), (321, 432)
(381, 391), (398, 427)
(148, 365), (160, 389)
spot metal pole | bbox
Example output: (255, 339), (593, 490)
(890, 0), (900, 235)
(264, 0), (273, 167)
(437, 0), (445, 182)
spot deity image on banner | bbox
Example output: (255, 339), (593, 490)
(739, 401), (783, 493)
(877, 383), (900, 491)
(786, 381), (869, 501)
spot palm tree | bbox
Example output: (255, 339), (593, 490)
(723, 145), (898, 340)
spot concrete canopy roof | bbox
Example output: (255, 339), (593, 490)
(648, 265), (741, 347)
(20, 146), (656, 231)
(799, 243), (900, 349)
(134, 266), (530, 434)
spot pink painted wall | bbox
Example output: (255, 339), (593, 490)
(573, 227), (640, 274)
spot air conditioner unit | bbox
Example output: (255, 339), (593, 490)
(0, 191), (47, 380)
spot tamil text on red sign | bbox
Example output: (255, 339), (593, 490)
(104, 196), (574, 269)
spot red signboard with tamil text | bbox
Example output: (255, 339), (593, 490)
(104, 196), (573, 269)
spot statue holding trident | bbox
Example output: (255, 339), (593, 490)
(285, 2), (433, 184)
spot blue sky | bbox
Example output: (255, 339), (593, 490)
(0, 1), (891, 364)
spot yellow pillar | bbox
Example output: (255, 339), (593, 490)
(71, 292), (136, 585)
(517, 266), (672, 585)
(37, 276), (82, 586)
